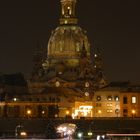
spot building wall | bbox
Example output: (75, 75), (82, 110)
(93, 90), (140, 118)
(93, 91), (120, 117)
(120, 92), (139, 117)
(0, 86), (140, 118)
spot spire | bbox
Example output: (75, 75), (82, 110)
(60, 0), (78, 25)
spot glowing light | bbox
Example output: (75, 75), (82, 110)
(97, 135), (100, 140)
(107, 96), (112, 101)
(64, 20), (68, 24)
(66, 110), (70, 115)
(94, 54), (98, 57)
(74, 105), (93, 117)
(98, 110), (102, 114)
(13, 98), (17, 101)
(132, 109), (136, 114)
(20, 131), (27, 136)
(57, 123), (77, 138)
(42, 110), (45, 114)
(85, 82), (90, 87)
(88, 132), (93, 136)
(85, 92), (89, 96)
(115, 96), (119, 101)
(96, 96), (101, 101)
(132, 96), (137, 103)
(58, 71), (62, 74)
(97, 135), (105, 140)
(55, 81), (60, 87)
(79, 106), (93, 109)
(77, 132), (83, 138)
(27, 110), (31, 115)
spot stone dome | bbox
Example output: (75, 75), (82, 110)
(47, 25), (90, 60)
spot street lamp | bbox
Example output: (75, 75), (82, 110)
(20, 131), (27, 138)
(77, 132), (83, 140)
(131, 109), (136, 118)
(26, 109), (32, 118)
(15, 124), (27, 139)
(98, 110), (102, 117)
(66, 110), (70, 115)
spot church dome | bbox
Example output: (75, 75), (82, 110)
(47, 25), (90, 60)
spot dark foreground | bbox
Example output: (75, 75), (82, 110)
(0, 117), (140, 139)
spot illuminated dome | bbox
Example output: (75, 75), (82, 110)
(48, 25), (90, 60)
(46, 0), (91, 68)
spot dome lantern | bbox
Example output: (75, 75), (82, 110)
(60, 0), (78, 25)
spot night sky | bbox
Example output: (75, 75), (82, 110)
(0, 0), (140, 82)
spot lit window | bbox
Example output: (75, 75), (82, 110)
(115, 96), (119, 101)
(85, 82), (90, 88)
(132, 96), (137, 104)
(64, 20), (68, 24)
(107, 109), (113, 113)
(55, 81), (60, 87)
(107, 96), (112, 101)
(85, 92), (89, 96)
(107, 103), (112, 107)
(94, 54), (98, 58)
(96, 96), (101, 101)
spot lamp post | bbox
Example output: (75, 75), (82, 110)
(98, 110), (102, 117)
(77, 132), (83, 140)
(15, 124), (27, 139)
(66, 110), (70, 116)
(131, 109), (136, 118)
(26, 109), (32, 118)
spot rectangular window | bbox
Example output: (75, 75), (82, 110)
(107, 103), (112, 107)
(96, 103), (101, 107)
(107, 109), (113, 113)
(132, 96), (137, 104)
(123, 109), (128, 117)
(123, 109), (128, 113)
(123, 97), (127, 104)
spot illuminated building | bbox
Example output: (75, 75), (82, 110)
(29, 0), (105, 118)
(0, 0), (140, 119)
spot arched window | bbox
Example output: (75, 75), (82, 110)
(96, 96), (101, 101)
